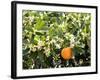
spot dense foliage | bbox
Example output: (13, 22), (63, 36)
(22, 10), (91, 69)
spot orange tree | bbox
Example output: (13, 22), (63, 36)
(22, 10), (91, 69)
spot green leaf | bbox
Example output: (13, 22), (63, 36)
(34, 19), (48, 30)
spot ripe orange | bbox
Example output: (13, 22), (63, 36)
(61, 47), (73, 60)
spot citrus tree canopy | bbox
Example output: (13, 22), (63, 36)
(22, 10), (91, 69)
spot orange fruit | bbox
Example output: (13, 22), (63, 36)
(61, 47), (73, 60)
